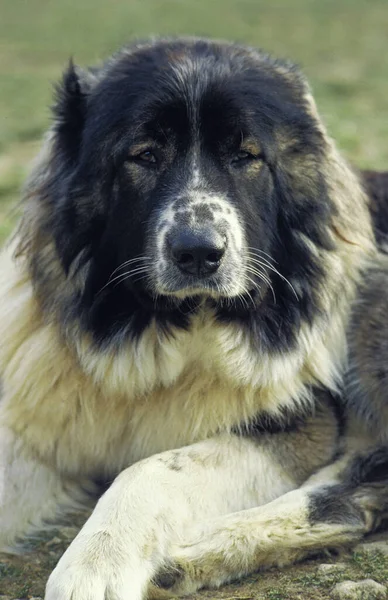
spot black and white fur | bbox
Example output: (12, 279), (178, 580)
(0, 38), (387, 600)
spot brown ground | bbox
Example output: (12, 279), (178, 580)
(1, 516), (387, 600)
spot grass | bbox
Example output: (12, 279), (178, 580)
(1, 528), (387, 600)
(1, 0), (388, 242)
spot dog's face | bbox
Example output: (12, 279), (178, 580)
(47, 39), (335, 345)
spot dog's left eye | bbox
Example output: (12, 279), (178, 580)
(231, 150), (256, 165)
(135, 150), (157, 164)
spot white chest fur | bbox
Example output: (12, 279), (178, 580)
(0, 252), (340, 478)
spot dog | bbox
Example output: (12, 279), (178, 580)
(0, 37), (387, 600)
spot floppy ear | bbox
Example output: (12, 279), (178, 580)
(52, 59), (97, 162)
(50, 61), (101, 273)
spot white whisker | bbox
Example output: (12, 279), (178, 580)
(245, 271), (276, 305)
(246, 249), (299, 301)
(113, 273), (149, 289)
(97, 264), (151, 295)
(246, 246), (278, 264)
(108, 256), (151, 278)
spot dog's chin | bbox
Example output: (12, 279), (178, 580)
(152, 275), (242, 302)
(155, 285), (229, 301)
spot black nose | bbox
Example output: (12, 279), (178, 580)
(170, 229), (226, 276)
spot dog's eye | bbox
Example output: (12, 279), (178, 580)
(236, 151), (252, 161)
(231, 150), (257, 165)
(135, 150), (157, 164)
(127, 149), (158, 166)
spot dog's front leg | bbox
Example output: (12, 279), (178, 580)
(46, 428), (323, 600)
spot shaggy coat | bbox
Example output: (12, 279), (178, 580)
(0, 38), (387, 600)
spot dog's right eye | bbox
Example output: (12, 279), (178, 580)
(127, 148), (159, 167)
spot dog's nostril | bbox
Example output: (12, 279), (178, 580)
(207, 250), (224, 264)
(177, 252), (195, 266)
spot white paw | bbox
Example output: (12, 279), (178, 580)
(46, 567), (108, 600)
(45, 532), (150, 600)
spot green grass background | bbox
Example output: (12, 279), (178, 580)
(1, 0), (388, 242)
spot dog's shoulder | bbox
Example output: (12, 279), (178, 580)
(346, 252), (388, 434)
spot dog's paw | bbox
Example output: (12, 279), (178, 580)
(45, 531), (149, 600)
(153, 533), (242, 597)
(152, 549), (213, 597)
(46, 567), (108, 600)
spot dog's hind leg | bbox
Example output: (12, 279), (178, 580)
(0, 427), (93, 552)
(162, 446), (388, 596)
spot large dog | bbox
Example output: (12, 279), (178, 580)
(0, 38), (387, 600)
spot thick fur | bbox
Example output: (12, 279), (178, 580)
(0, 38), (387, 600)
(361, 169), (388, 246)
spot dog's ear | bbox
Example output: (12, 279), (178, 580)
(50, 61), (101, 272)
(52, 59), (97, 162)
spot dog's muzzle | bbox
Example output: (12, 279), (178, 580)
(150, 193), (247, 298)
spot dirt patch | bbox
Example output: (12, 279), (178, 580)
(1, 520), (387, 600)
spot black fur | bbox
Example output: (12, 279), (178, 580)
(362, 170), (388, 244)
(308, 484), (366, 527)
(308, 448), (388, 528)
(345, 447), (388, 486)
(233, 406), (311, 435)
(38, 40), (336, 353)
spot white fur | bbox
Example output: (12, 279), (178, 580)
(45, 435), (304, 600)
(0, 232), (350, 554)
(45, 436), (370, 600)
(0, 427), (93, 551)
(153, 152), (247, 298)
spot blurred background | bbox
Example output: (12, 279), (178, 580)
(1, 0), (387, 242)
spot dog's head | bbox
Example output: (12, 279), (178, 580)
(22, 38), (373, 347)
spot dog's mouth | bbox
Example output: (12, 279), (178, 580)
(149, 282), (262, 318)
(153, 276), (235, 300)
(149, 261), (260, 303)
